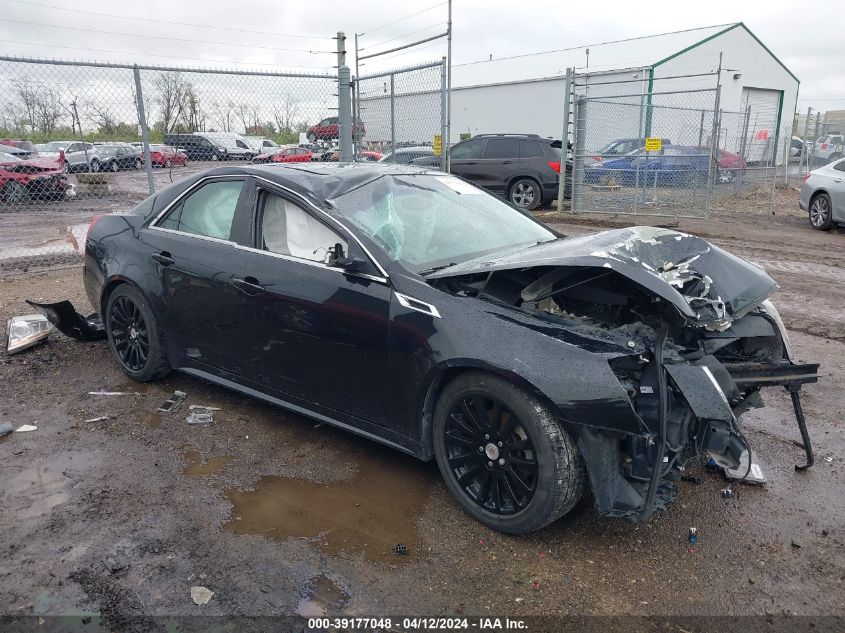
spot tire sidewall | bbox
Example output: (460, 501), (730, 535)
(809, 193), (833, 231)
(433, 372), (580, 534)
(509, 178), (541, 211)
(105, 285), (168, 382)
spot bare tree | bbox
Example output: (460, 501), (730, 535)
(211, 101), (236, 133)
(84, 101), (120, 135)
(11, 81), (65, 135)
(272, 94), (300, 134)
(235, 103), (260, 134)
(154, 72), (190, 134)
(182, 85), (206, 132)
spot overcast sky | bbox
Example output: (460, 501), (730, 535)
(0, 0), (841, 115)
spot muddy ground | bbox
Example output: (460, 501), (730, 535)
(0, 199), (843, 629)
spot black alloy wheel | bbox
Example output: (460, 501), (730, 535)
(443, 393), (539, 514)
(109, 295), (149, 372)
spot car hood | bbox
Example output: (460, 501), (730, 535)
(428, 226), (777, 330)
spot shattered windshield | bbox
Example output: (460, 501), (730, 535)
(328, 174), (556, 273)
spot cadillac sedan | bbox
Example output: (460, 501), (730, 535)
(33, 163), (818, 534)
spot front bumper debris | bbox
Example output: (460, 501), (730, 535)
(26, 299), (106, 341)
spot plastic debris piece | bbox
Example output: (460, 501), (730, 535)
(190, 586), (214, 605)
(187, 408), (214, 425)
(721, 487), (734, 500)
(89, 391), (142, 396)
(158, 390), (187, 413)
(532, 581), (541, 590)
(15, 424), (37, 433)
(85, 416), (109, 423)
(688, 527), (698, 545)
(0, 422), (13, 436)
(189, 404), (221, 411)
(394, 543), (408, 556)
(724, 450), (767, 485)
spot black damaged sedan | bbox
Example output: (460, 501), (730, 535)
(38, 163), (818, 534)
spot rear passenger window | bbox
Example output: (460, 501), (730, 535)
(519, 141), (545, 158)
(834, 160), (845, 172)
(483, 138), (519, 159)
(158, 180), (244, 240)
(451, 139), (484, 159)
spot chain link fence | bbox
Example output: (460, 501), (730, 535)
(566, 70), (798, 219)
(354, 60), (446, 165)
(0, 54), (446, 274)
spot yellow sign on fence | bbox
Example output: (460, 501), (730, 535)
(644, 137), (662, 152)
(433, 135), (442, 156)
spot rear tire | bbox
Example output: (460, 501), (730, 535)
(105, 284), (171, 382)
(809, 192), (834, 231)
(110, 160), (119, 172)
(90, 158), (101, 173)
(508, 178), (542, 211)
(433, 372), (586, 534)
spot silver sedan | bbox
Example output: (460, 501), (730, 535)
(800, 158), (845, 230)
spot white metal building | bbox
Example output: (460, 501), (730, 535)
(363, 23), (799, 165)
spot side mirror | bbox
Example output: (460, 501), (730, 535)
(326, 243), (366, 272)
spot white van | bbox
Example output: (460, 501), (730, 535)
(196, 132), (255, 160)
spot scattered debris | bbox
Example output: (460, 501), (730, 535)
(89, 391), (143, 396)
(515, 597), (524, 603)
(85, 416), (109, 423)
(190, 586), (214, 605)
(724, 450), (767, 485)
(681, 474), (702, 485)
(721, 487), (735, 500)
(532, 580), (541, 590)
(825, 457), (833, 463)
(189, 404), (220, 411)
(15, 424), (37, 433)
(791, 538), (802, 549)
(394, 543), (408, 556)
(186, 407), (214, 425)
(26, 299), (105, 340)
(0, 422), (13, 437)
(6, 314), (51, 354)
(158, 390), (187, 413)
(688, 527), (698, 545)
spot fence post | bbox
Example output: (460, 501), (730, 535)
(132, 66), (155, 196)
(440, 57), (448, 172)
(338, 65), (353, 162)
(556, 67), (573, 213)
(705, 57), (722, 220)
(571, 95), (586, 212)
(800, 107), (812, 171)
(390, 73), (396, 163)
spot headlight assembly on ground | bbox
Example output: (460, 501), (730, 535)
(6, 314), (52, 354)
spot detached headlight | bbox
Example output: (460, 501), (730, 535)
(218, 146), (226, 152)
(760, 299), (793, 360)
(6, 314), (51, 354)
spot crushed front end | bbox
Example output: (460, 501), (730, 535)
(430, 227), (819, 522)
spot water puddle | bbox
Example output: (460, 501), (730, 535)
(224, 450), (434, 563)
(183, 451), (232, 477)
(295, 574), (349, 617)
(4, 450), (96, 520)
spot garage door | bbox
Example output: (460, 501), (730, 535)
(741, 87), (780, 164)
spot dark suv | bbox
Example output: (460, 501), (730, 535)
(163, 133), (227, 161)
(412, 134), (568, 210)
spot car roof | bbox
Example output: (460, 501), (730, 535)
(183, 162), (438, 203)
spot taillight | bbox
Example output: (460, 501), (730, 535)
(593, 156), (602, 161)
(87, 214), (102, 241)
(802, 173), (811, 182)
(547, 161), (561, 173)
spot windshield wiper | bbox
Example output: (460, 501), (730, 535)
(418, 263), (458, 276)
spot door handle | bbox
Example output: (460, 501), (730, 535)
(835, 178), (843, 183)
(232, 276), (265, 294)
(151, 252), (175, 266)
(502, 160), (513, 164)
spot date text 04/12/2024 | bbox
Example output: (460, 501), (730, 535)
(307, 617), (529, 630)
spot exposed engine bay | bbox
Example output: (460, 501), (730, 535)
(429, 227), (819, 521)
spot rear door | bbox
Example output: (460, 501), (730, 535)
(229, 182), (392, 425)
(143, 176), (253, 375)
(478, 138), (520, 194)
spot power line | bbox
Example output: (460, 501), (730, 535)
(360, 21), (446, 52)
(0, 38), (334, 70)
(4, 0), (332, 40)
(0, 18), (335, 54)
(359, 1), (447, 36)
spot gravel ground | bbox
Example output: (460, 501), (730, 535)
(0, 194), (843, 629)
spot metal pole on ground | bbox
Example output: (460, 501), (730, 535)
(572, 95), (586, 212)
(132, 66), (155, 195)
(556, 67), (573, 213)
(338, 65), (353, 162)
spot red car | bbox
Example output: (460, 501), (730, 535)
(0, 150), (73, 204)
(696, 147), (747, 183)
(252, 146), (314, 164)
(305, 117), (365, 143)
(146, 144), (188, 168)
(359, 150), (383, 162)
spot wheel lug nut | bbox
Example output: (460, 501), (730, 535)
(498, 458), (506, 466)
(484, 434), (490, 440)
(497, 441), (503, 447)
(487, 461), (493, 468)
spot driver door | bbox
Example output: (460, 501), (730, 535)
(231, 181), (392, 426)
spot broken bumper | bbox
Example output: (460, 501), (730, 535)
(25, 300), (106, 341)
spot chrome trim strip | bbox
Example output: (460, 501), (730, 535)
(233, 244), (389, 285)
(395, 292), (441, 318)
(147, 225), (236, 247)
(148, 172), (391, 281)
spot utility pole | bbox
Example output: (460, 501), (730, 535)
(70, 99), (89, 167)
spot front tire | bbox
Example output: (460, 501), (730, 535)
(105, 285), (171, 382)
(90, 158), (101, 173)
(809, 192), (834, 230)
(109, 160), (119, 172)
(1, 181), (29, 205)
(508, 178), (541, 211)
(433, 372), (586, 534)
